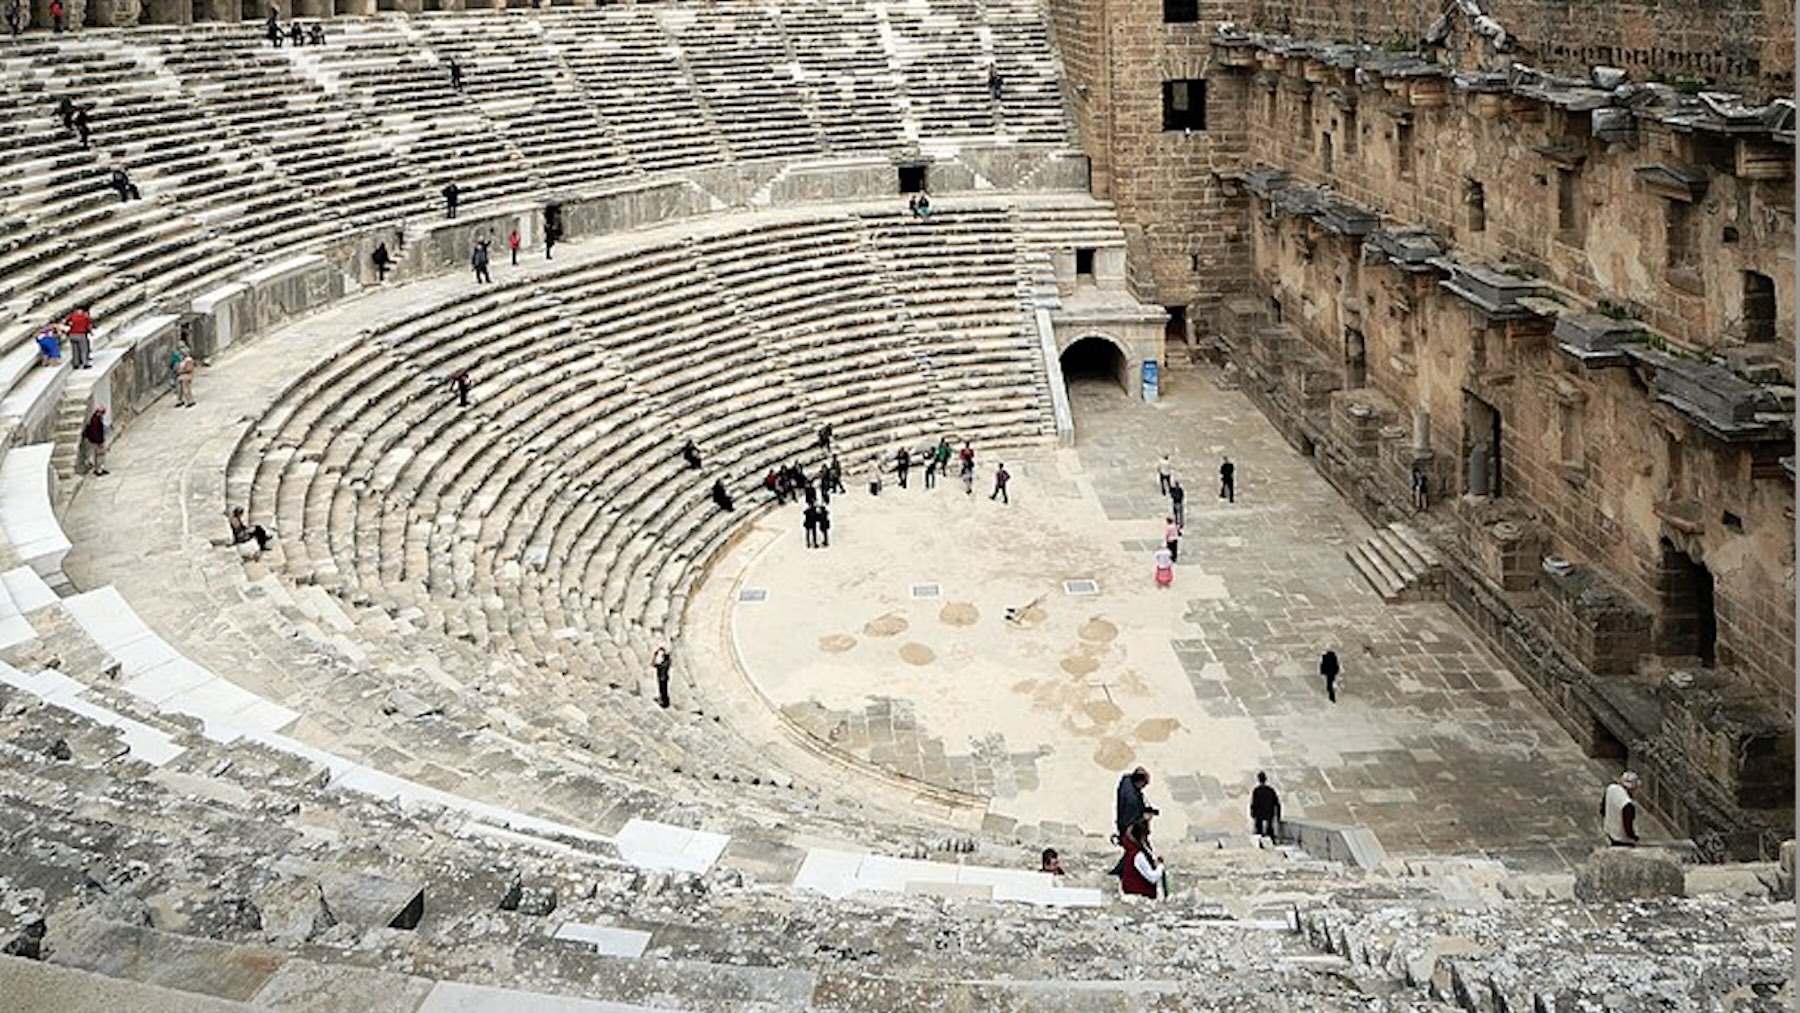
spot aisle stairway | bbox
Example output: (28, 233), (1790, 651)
(1346, 521), (1444, 603)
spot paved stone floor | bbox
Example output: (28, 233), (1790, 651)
(716, 368), (1653, 866)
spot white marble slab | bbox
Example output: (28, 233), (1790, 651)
(613, 818), (729, 873)
(793, 847), (1105, 908)
(3, 566), (59, 612)
(551, 923), (653, 958)
(0, 445), (70, 578)
(419, 981), (674, 1013)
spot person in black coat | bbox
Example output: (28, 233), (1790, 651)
(1250, 772), (1281, 840)
(710, 478), (734, 512)
(1321, 649), (1340, 703)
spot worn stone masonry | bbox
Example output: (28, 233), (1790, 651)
(1051, 0), (1794, 860)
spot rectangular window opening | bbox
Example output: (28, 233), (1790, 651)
(1075, 247), (1096, 278)
(897, 164), (928, 194)
(1162, 79), (1207, 131)
(1163, 0), (1199, 22)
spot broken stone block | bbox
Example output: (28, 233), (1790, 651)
(514, 886), (558, 917)
(311, 870), (424, 931)
(1573, 847), (1685, 901)
(382, 689), (441, 720)
(254, 878), (337, 946)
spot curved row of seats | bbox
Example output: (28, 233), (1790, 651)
(227, 203), (1059, 758)
(0, 0), (1074, 420)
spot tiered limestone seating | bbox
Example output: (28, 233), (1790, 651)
(984, 0), (1079, 143)
(161, 31), (430, 229)
(776, 1), (909, 153)
(229, 207), (1053, 773)
(545, 7), (733, 175)
(886, 0), (999, 139)
(411, 14), (637, 193)
(665, 4), (826, 163)
(862, 206), (1054, 443)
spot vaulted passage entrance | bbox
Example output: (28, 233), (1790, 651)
(1060, 335), (1129, 393)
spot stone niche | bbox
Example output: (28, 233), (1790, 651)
(1658, 671), (1796, 810)
(1536, 561), (1653, 676)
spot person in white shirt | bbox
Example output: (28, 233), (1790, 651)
(1602, 771), (1642, 846)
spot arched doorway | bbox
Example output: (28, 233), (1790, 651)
(1060, 335), (1130, 394)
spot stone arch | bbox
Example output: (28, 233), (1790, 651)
(1059, 332), (1131, 394)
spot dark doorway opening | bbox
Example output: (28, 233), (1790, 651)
(897, 164), (928, 194)
(1656, 538), (1717, 667)
(1586, 713), (1627, 760)
(1075, 247), (1096, 280)
(1461, 392), (1502, 497)
(1061, 336), (1129, 393)
(1743, 270), (1776, 343)
(1164, 305), (1186, 344)
(1344, 327), (1366, 388)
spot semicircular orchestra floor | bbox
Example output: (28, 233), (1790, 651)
(703, 372), (1645, 865)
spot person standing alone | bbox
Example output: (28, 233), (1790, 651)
(471, 239), (491, 284)
(1219, 456), (1235, 503)
(1602, 771), (1642, 847)
(1320, 649), (1340, 703)
(65, 306), (92, 370)
(82, 407), (108, 476)
(990, 462), (1010, 504)
(1169, 478), (1186, 527)
(1249, 772), (1281, 841)
(651, 646), (673, 709)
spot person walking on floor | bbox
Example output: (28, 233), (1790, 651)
(1163, 516), (1180, 563)
(1158, 452), (1172, 495)
(802, 504), (820, 549)
(935, 437), (952, 480)
(6, 0), (26, 38)
(651, 646), (673, 709)
(544, 222), (558, 260)
(1320, 649), (1340, 703)
(1114, 766), (1160, 840)
(1153, 545), (1173, 587)
(1219, 456), (1236, 503)
(990, 462), (1010, 503)
(817, 504), (831, 547)
(507, 228), (521, 266)
(923, 449), (938, 489)
(175, 347), (197, 407)
(167, 341), (187, 392)
(65, 306), (92, 369)
(1411, 464), (1429, 512)
(471, 239), (491, 284)
(1602, 771), (1642, 847)
(894, 447), (910, 488)
(82, 407), (108, 476)
(48, 0), (63, 32)
(371, 241), (391, 283)
(1250, 772), (1281, 842)
(1169, 478), (1186, 527)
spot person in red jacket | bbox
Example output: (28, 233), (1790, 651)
(49, 0), (64, 32)
(507, 228), (521, 266)
(65, 306), (92, 369)
(1118, 816), (1163, 899)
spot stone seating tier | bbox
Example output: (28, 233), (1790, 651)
(223, 206), (1059, 787)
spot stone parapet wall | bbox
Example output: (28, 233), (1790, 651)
(1245, 0), (1792, 96)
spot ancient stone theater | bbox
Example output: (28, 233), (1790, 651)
(0, 0), (1792, 1009)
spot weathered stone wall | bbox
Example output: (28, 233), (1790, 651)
(1224, 44), (1796, 709)
(1245, 0), (1793, 96)
(1044, 0), (1254, 312)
